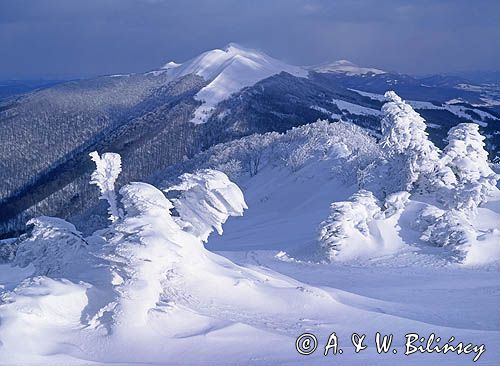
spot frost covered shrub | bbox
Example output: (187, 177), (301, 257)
(318, 190), (381, 260)
(435, 123), (499, 212)
(0, 239), (18, 263)
(378, 91), (440, 193)
(276, 121), (372, 174)
(14, 216), (88, 276)
(158, 120), (381, 188)
(89, 151), (123, 222)
(415, 204), (479, 262)
(413, 124), (498, 258)
(210, 159), (243, 181)
(205, 133), (278, 178)
(359, 157), (414, 198)
(318, 189), (411, 261)
(418, 207), (475, 253)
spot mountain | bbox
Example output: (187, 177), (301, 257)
(0, 43), (499, 237)
(0, 79), (67, 101)
(158, 43), (307, 124)
(310, 59), (386, 75)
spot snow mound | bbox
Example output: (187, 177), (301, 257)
(14, 216), (89, 277)
(0, 277), (90, 361)
(107, 181), (205, 330)
(163, 43), (307, 124)
(311, 59), (386, 75)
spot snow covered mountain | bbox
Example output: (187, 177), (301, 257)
(159, 43), (307, 123)
(310, 59), (386, 75)
(0, 43), (499, 239)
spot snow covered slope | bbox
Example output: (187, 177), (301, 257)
(162, 43), (307, 123)
(1, 116), (499, 365)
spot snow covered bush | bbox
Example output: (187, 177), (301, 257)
(278, 121), (363, 174)
(210, 158), (243, 181)
(157, 120), (381, 188)
(89, 151), (123, 222)
(358, 158), (414, 198)
(417, 206), (476, 258)
(318, 189), (413, 261)
(412, 124), (498, 260)
(318, 190), (381, 261)
(13, 216), (89, 276)
(378, 91), (440, 193)
(0, 239), (18, 263)
(435, 123), (499, 212)
(381, 191), (411, 218)
(165, 170), (247, 242)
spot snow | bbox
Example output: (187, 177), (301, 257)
(162, 43), (307, 124)
(206, 153), (500, 364)
(332, 99), (381, 116)
(0, 121), (499, 365)
(311, 60), (386, 75)
(309, 99), (381, 120)
(161, 61), (181, 70)
(309, 105), (343, 120)
(349, 88), (387, 101)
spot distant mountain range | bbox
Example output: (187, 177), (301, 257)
(1, 43), (499, 237)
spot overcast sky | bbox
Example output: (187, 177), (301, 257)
(1, 0), (499, 79)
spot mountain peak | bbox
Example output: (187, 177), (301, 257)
(161, 61), (181, 70)
(223, 42), (254, 53)
(311, 60), (386, 75)
(159, 43), (307, 124)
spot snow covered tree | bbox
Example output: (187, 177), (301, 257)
(318, 190), (381, 261)
(381, 191), (411, 218)
(165, 169), (247, 242)
(108, 182), (185, 327)
(13, 216), (88, 276)
(0, 239), (18, 263)
(379, 91), (440, 193)
(107, 169), (247, 328)
(416, 124), (499, 258)
(416, 205), (476, 261)
(436, 123), (499, 212)
(89, 151), (122, 222)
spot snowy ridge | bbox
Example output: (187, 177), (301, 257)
(311, 59), (386, 75)
(162, 43), (307, 124)
(352, 89), (500, 127)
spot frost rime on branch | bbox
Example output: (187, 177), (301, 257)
(89, 151), (122, 222)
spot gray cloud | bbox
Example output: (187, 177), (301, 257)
(0, 0), (499, 78)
